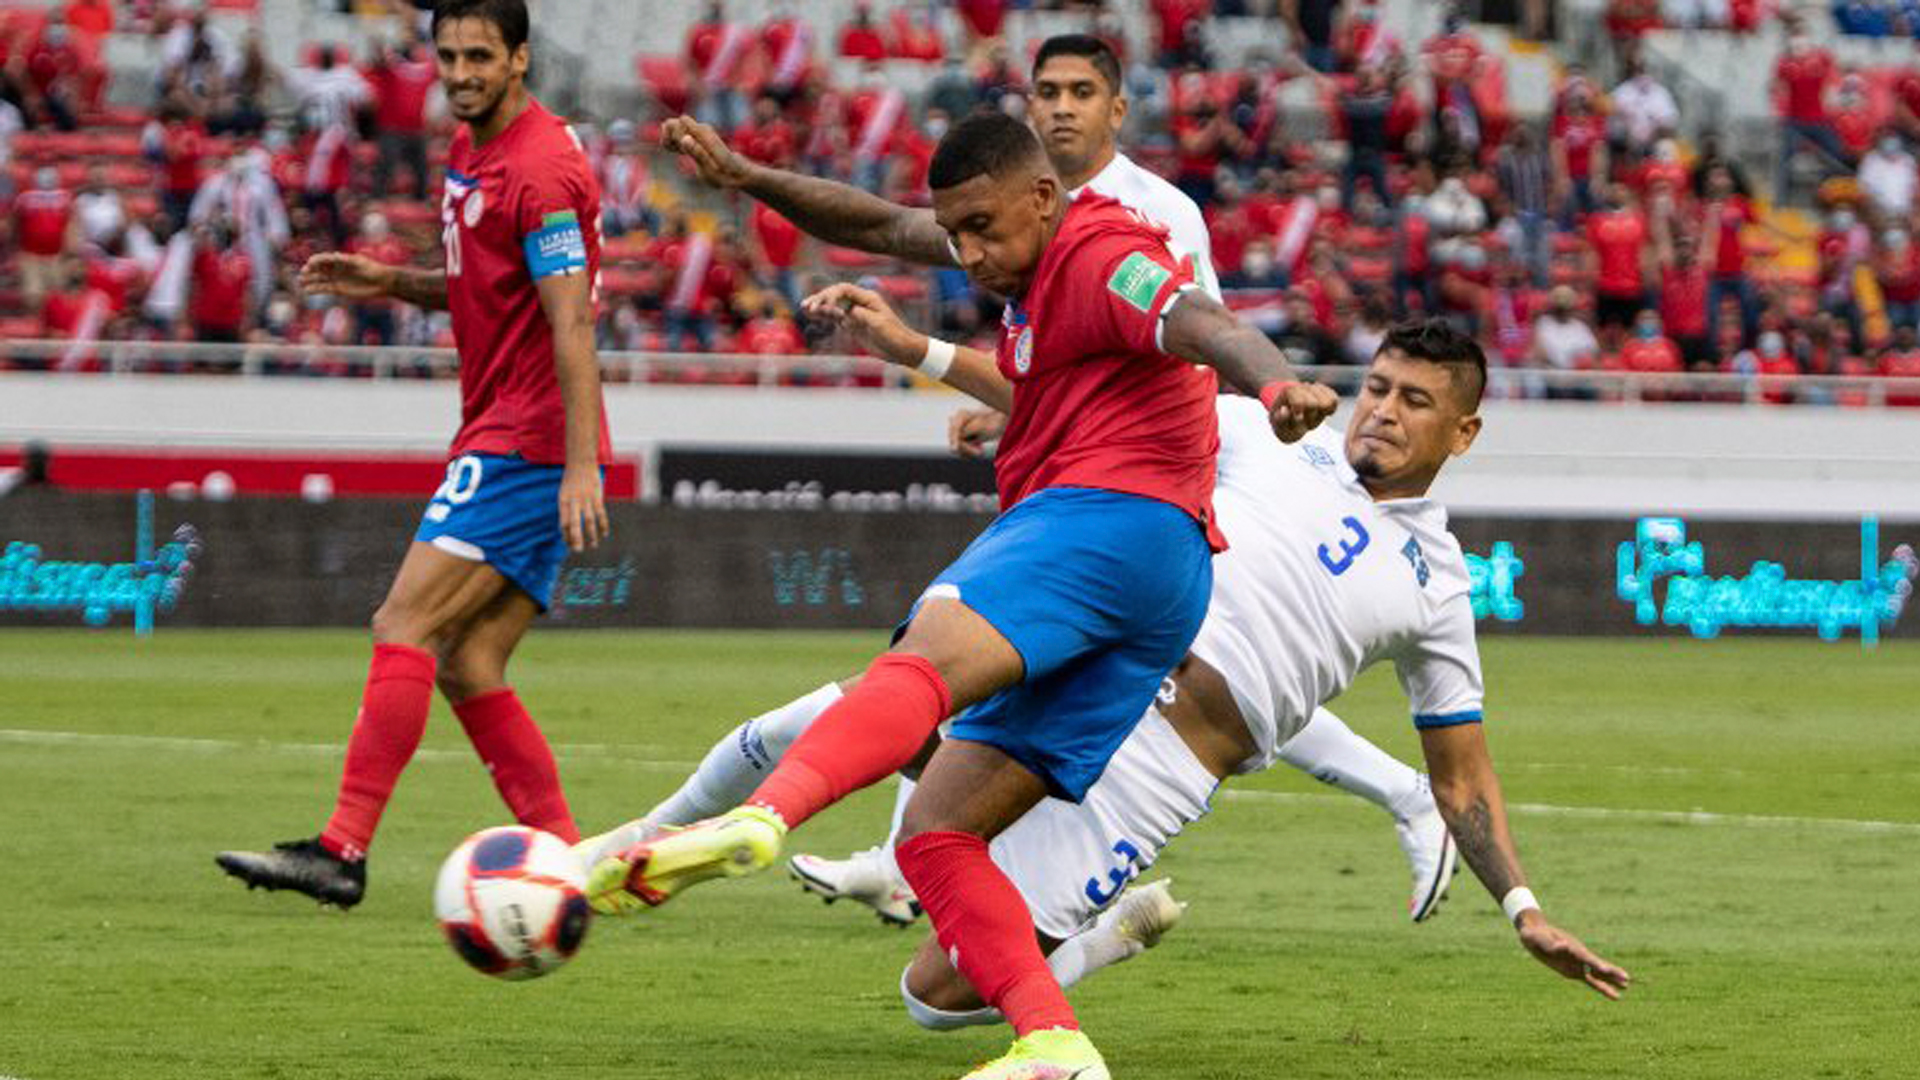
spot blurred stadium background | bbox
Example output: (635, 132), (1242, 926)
(0, 1), (1917, 1077)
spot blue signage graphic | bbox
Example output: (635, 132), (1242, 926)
(1467, 542), (1525, 622)
(1616, 516), (1917, 642)
(0, 524), (201, 627)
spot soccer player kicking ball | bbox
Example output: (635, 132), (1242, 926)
(581, 323), (1632, 1035)
(661, 32), (1456, 926)
(591, 110), (1339, 1080)
(216, 0), (609, 908)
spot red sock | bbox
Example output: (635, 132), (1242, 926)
(320, 644), (436, 861)
(453, 687), (579, 844)
(746, 653), (950, 829)
(897, 830), (1078, 1036)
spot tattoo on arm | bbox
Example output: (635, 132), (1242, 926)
(389, 268), (449, 310)
(1444, 795), (1526, 900)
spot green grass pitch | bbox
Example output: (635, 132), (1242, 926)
(2, 629), (1916, 1079)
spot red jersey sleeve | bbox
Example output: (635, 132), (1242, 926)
(1059, 236), (1199, 361)
(511, 159), (594, 280)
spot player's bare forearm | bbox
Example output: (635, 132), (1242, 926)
(538, 277), (602, 472)
(1420, 722), (1526, 901)
(1161, 291), (1297, 395)
(389, 267), (449, 310)
(744, 164), (956, 266)
(945, 347), (1014, 413)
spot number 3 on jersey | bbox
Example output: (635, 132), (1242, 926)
(1317, 516), (1371, 575)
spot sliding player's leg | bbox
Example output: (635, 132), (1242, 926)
(216, 541), (511, 907)
(1278, 707), (1458, 920)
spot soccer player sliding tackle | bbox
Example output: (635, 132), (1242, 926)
(591, 110), (1339, 1080)
(585, 322), (1633, 1040)
(657, 33), (1458, 926)
(216, 0), (609, 908)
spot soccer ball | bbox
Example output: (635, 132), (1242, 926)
(434, 826), (592, 981)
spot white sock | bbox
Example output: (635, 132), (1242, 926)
(879, 775), (916, 883)
(1277, 708), (1428, 822)
(1048, 903), (1145, 990)
(896, 908), (1141, 1033)
(646, 682), (844, 825)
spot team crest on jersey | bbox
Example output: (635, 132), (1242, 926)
(463, 190), (486, 228)
(1400, 537), (1431, 587)
(1300, 444), (1337, 470)
(1013, 326), (1034, 374)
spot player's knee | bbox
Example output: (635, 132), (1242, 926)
(435, 644), (504, 702)
(899, 966), (997, 1030)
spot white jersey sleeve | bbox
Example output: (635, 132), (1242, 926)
(1081, 153), (1221, 302)
(1393, 569), (1486, 729)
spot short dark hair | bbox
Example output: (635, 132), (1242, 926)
(432, 0), (529, 52)
(1377, 318), (1488, 410)
(928, 110), (1048, 191)
(1032, 34), (1122, 95)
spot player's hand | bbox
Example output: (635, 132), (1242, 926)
(1267, 381), (1341, 443)
(1516, 914), (1632, 1000)
(801, 283), (922, 365)
(661, 115), (753, 190)
(298, 252), (393, 300)
(948, 407), (1006, 460)
(558, 466), (608, 553)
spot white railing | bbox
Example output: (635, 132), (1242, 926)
(5, 339), (1920, 408)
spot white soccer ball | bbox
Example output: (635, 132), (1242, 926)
(434, 825), (592, 981)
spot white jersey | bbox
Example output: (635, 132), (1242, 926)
(1194, 397), (1486, 773)
(1071, 152), (1220, 300)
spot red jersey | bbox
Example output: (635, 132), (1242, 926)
(1775, 50), (1832, 123)
(369, 53), (435, 135)
(441, 98), (611, 466)
(752, 204), (802, 269)
(13, 189), (72, 256)
(1618, 336), (1683, 373)
(992, 195), (1223, 548)
(1553, 112), (1605, 181)
(189, 247), (251, 331)
(1660, 262), (1710, 338)
(1586, 209), (1647, 297)
(1703, 197), (1753, 278)
(162, 122), (207, 195)
(838, 25), (886, 61)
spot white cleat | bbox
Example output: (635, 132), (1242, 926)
(788, 845), (922, 927)
(1397, 783), (1458, 922)
(571, 817), (668, 873)
(1109, 878), (1185, 950)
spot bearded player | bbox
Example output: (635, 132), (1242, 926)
(660, 32), (1455, 928)
(216, 0), (609, 908)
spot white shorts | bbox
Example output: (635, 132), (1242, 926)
(990, 705), (1220, 941)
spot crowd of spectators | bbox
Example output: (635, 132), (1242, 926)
(2, 0), (1920, 401)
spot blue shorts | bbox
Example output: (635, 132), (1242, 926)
(413, 453), (570, 611)
(918, 487), (1213, 802)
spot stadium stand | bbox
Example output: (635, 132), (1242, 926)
(0, 0), (1918, 405)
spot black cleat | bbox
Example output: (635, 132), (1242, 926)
(216, 838), (366, 909)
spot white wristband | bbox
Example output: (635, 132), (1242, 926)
(1501, 886), (1541, 925)
(919, 337), (956, 382)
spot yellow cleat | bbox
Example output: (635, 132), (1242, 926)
(959, 1028), (1111, 1080)
(584, 805), (786, 916)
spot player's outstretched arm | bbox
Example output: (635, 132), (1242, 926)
(536, 270), (610, 552)
(1160, 290), (1340, 442)
(802, 283), (1014, 413)
(662, 116), (957, 268)
(1420, 722), (1633, 1000)
(298, 252), (449, 310)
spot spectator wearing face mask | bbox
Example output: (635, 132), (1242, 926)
(1772, 29), (1849, 200)
(1586, 182), (1652, 336)
(1728, 329), (1801, 405)
(1859, 132), (1917, 223)
(1615, 309), (1684, 376)
(1818, 205), (1871, 350)
(1531, 285), (1601, 399)
(12, 166), (77, 310)
(1877, 229), (1920, 331)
